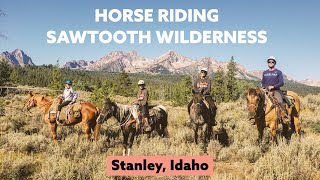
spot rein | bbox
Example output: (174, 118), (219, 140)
(255, 92), (278, 119)
(98, 104), (134, 129)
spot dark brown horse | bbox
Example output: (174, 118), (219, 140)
(189, 90), (216, 150)
(25, 92), (99, 142)
(94, 98), (168, 155)
(246, 87), (301, 144)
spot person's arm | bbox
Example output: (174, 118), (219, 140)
(273, 70), (284, 89)
(71, 90), (78, 103)
(140, 89), (148, 106)
(193, 79), (198, 93)
(204, 79), (211, 95)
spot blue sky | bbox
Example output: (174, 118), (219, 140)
(0, 0), (319, 80)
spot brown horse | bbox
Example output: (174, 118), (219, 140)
(246, 87), (301, 144)
(189, 90), (216, 150)
(25, 92), (99, 142)
(94, 98), (168, 156)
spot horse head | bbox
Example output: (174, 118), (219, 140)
(190, 89), (206, 125)
(246, 87), (263, 120)
(25, 92), (47, 111)
(96, 98), (116, 124)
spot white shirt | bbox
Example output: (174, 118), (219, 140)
(62, 87), (78, 102)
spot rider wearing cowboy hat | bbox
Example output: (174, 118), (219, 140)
(261, 56), (290, 124)
(188, 67), (217, 126)
(135, 80), (152, 132)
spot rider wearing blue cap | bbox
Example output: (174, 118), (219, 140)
(56, 80), (78, 121)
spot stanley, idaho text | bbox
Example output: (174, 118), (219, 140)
(47, 8), (267, 45)
(106, 156), (213, 176)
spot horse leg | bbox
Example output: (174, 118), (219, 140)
(282, 123), (290, 144)
(202, 124), (208, 149)
(257, 121), (264, 144)
(156, 123), (162, 137)
(127, 128), (136, 156)
(122, 131), (129, 156)
(293, 115), (301, 137)
(94, 123), (101, 141)
(49, 122), (58, 143)
(207, 124), (212, 142)
(269, 122), (278, 145)
(193, 124), (198, 144)
(83, 122), (91, 141)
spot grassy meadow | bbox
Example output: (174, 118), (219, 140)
(0, 88), (320, 180)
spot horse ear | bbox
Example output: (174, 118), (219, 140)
(255, 86), (261, 93)
(41, 96), (44, 100)
(243, 92), (247, 99)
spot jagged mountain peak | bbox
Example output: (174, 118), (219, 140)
(0, 49), (34, 66)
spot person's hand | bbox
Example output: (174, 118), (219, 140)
(268, 86), (274, 91)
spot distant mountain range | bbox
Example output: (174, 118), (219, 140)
(1, 49), (320, 87)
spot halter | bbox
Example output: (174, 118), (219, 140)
(247, 92), (262, 118)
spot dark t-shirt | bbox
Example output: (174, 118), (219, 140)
(137, 88), (149, 106)
(261, 69), (284, 90)
(193, 77), (211, 95)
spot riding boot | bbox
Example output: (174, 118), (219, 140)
(210, 110), (217, 126)
(56, 111), (61, 124)
(280, 103), (290, 124)
(144, 117), (152, 132)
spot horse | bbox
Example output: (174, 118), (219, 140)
(94, 98), (168, 156)
(189, 90), (217, 150)
(24, 92), (99, 142)
(246, 87), (301, 144)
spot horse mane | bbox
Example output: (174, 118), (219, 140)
(248, 88), (258, 96)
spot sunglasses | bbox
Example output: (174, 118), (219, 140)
(201, 71), (207, 73)
(268, 61), (275, 64)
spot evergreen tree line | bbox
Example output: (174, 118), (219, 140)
(1, 57), (320, 107)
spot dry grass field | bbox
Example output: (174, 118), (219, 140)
(0, 89), (320, 179)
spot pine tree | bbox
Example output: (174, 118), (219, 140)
(50, 68), (63, 90)
(113, 71), (133, 97)
(212, 66), (225, 103)
(172, 76), (192, 106)
(225, 56), (239, 102)
(0, 60), (12, 85)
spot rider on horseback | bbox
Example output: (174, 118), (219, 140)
(56, 80), (78, 124)
(135, 80), (152, 132)
(261, 56), (290, 124)
(188, 67), (216, 126)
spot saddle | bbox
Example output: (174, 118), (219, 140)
(264, 91), (295, 108)
(282, 90), (295, 107)
(49, 102), (82, 121)
(149, 105), (166, 125)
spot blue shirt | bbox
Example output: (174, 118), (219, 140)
(261, 69), (284, 90)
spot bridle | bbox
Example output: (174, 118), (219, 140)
(247, 92), (262, 118)
(23, 97), (36, 112)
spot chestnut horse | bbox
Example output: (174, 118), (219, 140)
(246, 87), (301, 144)
(25, 92), (99, 142)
